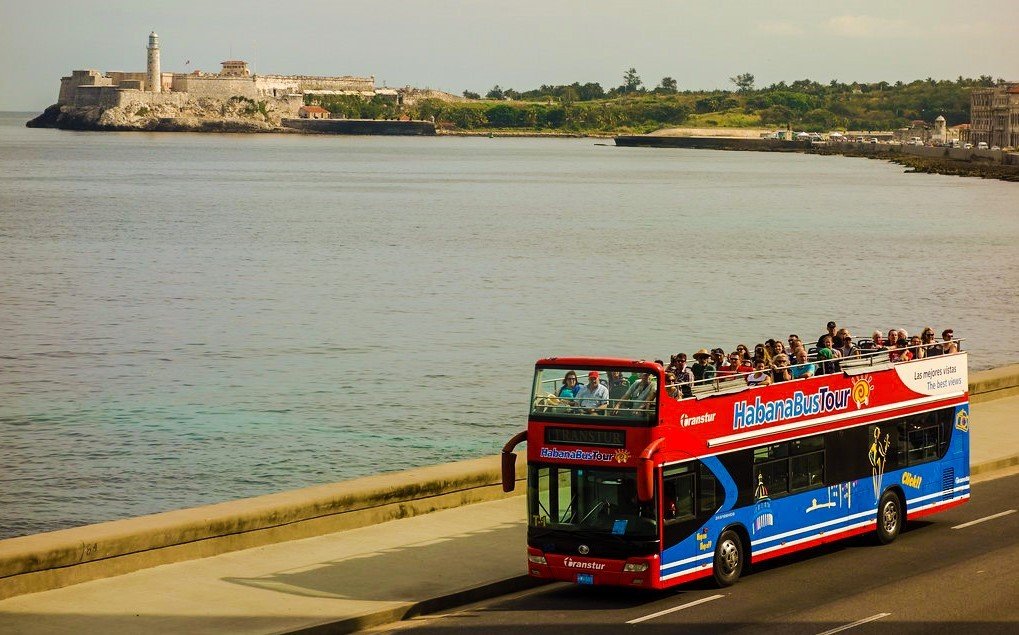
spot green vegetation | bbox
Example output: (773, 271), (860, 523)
(308, 72), (1004, 134)
(304, 94), (401, 120)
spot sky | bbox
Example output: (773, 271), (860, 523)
(1, 0), (1017, 111)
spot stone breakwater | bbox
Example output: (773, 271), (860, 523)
(615, 135), (1019, 183)
(808, 145), (1019, 182)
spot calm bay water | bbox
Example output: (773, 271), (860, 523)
(1, 112), (1017, 538)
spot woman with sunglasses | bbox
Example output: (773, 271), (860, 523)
(557, 371), (581, 399)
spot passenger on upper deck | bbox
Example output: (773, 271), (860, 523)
(836, 329), (859, 358)
(736, 344), (750, 362)
(941, 329), (959, 354)
(669, 353), (695, 398)
(608, 371), (630, 403)
(871, 330), (886, 351)
(887, 329), (908, 362)
(753, 343), (771, 367)
(908, 335), (926, 360)
(558, 371), (581, 399)
(692, 349), (713, 381)
(920, 327), (938, 356)
(746, 359), (773, 386)
(613, 371), (656, 414)
(575, 371), (610, 414)
(664, 372), (680, 399)
(816, 335), (842, 375)
(817, 321), (838, 349)
(790, 348), (816, 379)
(772, 355), (792, 383)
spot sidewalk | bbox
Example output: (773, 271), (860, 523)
(0, 396), (1016, 635)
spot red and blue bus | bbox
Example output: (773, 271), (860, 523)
(501, 349), (969, 588)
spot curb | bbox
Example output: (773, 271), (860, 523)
(289, 575), (549, 635)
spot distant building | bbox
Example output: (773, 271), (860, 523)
(932, 115), (947, 143)
(970, 82), (1019, 148)
(298, 105), (330, 119)
(894, 120), (930, 143)
(219, 60), (250, 77)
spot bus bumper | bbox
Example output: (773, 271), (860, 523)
(527, 547), (660, 588)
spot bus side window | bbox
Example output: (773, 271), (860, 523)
(698, 464), (719, 514)
(663, 473), (695, 523)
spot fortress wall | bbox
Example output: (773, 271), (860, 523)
(270, 74), (375, 92)
(108, 71), (148, 90)
(73, 86), (122, 108)
(169, 75), (259, 100)
(59, 70), (113, 105)
(253, 75), (301, 97)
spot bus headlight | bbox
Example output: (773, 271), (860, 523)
(528, 554), (547, 565)
(623, 562), (648, 572)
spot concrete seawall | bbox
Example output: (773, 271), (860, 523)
(281, 118), (436, 135)
(1, 364), (1016, 600)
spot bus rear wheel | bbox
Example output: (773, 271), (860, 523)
(713, 530), (744, 587)
(876, 491), (903, 544)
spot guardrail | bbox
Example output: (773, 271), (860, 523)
(0, 363), (1016, 600)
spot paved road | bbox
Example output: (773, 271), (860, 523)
(376, 473), (1019, 635)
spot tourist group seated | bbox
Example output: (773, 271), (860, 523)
(662, 320), (960, 396)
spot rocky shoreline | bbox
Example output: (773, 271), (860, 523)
(808, 145), (1019, 182)
(26, 99), (294, 134)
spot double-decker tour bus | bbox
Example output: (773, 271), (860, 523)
(501, 346), (969, 589)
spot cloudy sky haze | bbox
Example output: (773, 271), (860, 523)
(1, 0), (1016, 110)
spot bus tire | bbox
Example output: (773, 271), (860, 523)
(876, 490), (903, 545)
(712, 529), (744, 587)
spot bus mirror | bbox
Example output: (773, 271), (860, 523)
(637, 458), (654, 502)
(637, 437), (664, 503)
(501, 430), (528, 493)
(502, 452), (517, 492)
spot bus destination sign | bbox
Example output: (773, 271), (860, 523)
(545, 427), (626, 448)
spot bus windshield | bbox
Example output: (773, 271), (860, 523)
(531, 367), (657, 422)
(527, 465), (658, 538)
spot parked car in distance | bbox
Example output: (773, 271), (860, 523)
(977, 141), (989, 149)
(990, 145), (1001, 151)
(963, 143), (973, 149)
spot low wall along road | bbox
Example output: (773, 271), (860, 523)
(1, 365), (1016, 601)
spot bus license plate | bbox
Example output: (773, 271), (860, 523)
(576, 573), (594, 585)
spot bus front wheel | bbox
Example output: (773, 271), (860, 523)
(876, 491), (903, 544)
(712, 530), (744, 587)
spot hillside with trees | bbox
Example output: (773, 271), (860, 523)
(306, 72), (1005, 135)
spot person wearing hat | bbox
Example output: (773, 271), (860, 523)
(671, 353), (695, 398)
(692, 349), (714, 382)
(817, 321), (838, 350)
(575, 370), (610, 414)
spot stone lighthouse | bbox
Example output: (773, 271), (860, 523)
(147, 31), (161, 93)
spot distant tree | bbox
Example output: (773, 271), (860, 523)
(730, 73), (755, 93)
(560, 86), (579, 106)
(503, 88), (520, 100)
(486, 85), (505, 100)
(462, 90), (480, 99)
(577, 82), (605, 100)
(656, 77), (678, 94)
(622, 68), (643, 94)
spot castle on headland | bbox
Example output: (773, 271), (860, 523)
(57, 32), (387, 113)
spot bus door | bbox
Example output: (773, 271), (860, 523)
(661, 461), (722, 552)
